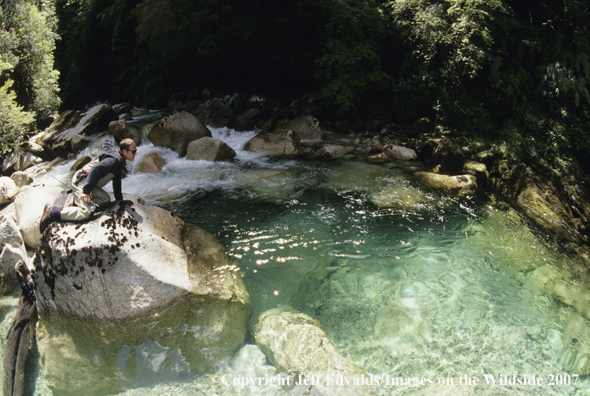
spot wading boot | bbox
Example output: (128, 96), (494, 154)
(39, 204), (62, 233)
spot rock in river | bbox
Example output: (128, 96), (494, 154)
(33, 200), (251, 396)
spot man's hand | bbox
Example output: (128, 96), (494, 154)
(82, 193), (92, 204)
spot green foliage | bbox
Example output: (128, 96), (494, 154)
(314, 0), (393, 115)
(0, 61), (35, 155)
(386, 0), (510, 83)
(0, 0), (60, 156)
(0, 0), (60, 120)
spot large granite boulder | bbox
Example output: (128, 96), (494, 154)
(186, 136), (236, 161)
(14, 184), (65, 249)
(244, 129), (300, 158)
(33, 200), (251, 395)
(274, 115), (325, 140)
(107, 120), (142, 145)
(413, 172), (477, 197)
(42, 104), (117, 157)
(147, 111), (212, 156)
(255, 306), (372, 396)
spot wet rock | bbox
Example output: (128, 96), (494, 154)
(70, 155), (91, 171)
(384, 145), (417, 161)
(136, 151), (167, 173)
(313, 144), (355, 160)
(255, 306), (371, 396)
(147, 111), (212, 156)
(368, 152), (391, 163)
(236, 108), (263, 130)
(70, 134), (90, 153)
(193, 95), (235, 128)
(0, 177), (19, 204)
(186, 136), (236, 162)
(517, 181), (584, 244)
(107, 120), (142, 145)
(463, 160), (489, 185)
(373, 282), (431, 352)
(234, 169), (301, 203)
(111, 102), (132, 115)
(2, 149), (43, 175)
(34, 200), (251, 396)
(244, 129), (300, 158)
(275, 115), (325, 140)
(43, 104), (118, 157)
(413, 172), (477, 197)
(0, 215), (28, 295)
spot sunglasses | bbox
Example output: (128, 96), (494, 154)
(127, 149), (137, 154)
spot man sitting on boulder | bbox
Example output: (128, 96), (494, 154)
(40, 138), (138, 232)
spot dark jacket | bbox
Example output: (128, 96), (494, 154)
(82, 149), (126, 200)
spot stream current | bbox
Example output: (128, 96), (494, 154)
(3, 111), (589, 395)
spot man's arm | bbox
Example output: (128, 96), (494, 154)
(83, 156), (119, 195)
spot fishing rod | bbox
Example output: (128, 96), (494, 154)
(29, 161), (101, 213)
(29, 161), (71, 191)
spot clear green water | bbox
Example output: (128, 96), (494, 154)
(3, 122), (590, 395)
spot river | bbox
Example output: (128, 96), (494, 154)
(3, 111), (589, 395)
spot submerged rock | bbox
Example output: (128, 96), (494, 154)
(255, 306), (372, 396)
(326, 161), (388, 192)
(233, 169), (302, 203)
(32, 200), (251, 395)
(369, 185), (426, 210)
(526, 265), (590, 321)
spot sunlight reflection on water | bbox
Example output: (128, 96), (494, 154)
(13, 120), (590, 395)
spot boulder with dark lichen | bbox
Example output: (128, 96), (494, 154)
(32, 200), (251, 396)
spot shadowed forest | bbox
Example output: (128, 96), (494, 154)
(1, 0), (590, 170)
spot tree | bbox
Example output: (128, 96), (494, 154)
(0, 0), (60, 121)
